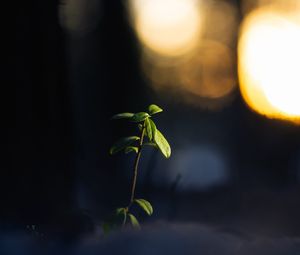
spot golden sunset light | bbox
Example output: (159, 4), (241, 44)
(239, 8), (300, 122)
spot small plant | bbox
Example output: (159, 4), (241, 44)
(103, 104), (171, 233)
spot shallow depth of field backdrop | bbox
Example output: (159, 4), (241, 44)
(2, 0), (300, 254)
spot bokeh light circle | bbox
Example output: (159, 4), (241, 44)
(238, 8), (300, 122)
(129, 0), (202, 57)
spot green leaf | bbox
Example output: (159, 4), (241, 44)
(154, 129), (171, 158)
(143, 142), (158, 148)
(144, 119), (157, 142)
(145, 118), (153, 141)
(138, 124), (143, 131)
(148, 104), (163, 115)
(111, 112), (134, 120)
(102, 207), (129, 234)
(131, 112), (150, 122)
(148, 119), (157, 140)
(116, 207), (126, 215)
(134, 199), (153, 216)
(110, 136), (140, 155)
(116, 207), (127, 227)
(128, 213), (140, 229)
(124, 146), (138, 154)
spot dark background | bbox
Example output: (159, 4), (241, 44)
(3, 0), (300, 245)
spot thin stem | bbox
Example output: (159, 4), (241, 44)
(128, 121), (146, 207)
(122, 212), (127, 228)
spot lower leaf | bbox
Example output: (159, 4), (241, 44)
(128, 213), (140, 229)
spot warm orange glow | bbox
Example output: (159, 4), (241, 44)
(129, 0), (202, 57)
(128, 0), (238, 109)
(178, 41), (236, 100)
(239, 8), (300, 122)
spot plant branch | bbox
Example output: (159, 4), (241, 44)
(128, 121), (146, 207)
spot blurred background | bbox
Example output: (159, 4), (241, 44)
(2, 0), (300, 252)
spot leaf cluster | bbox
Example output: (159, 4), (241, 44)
(110, 104), (171, 158)
(103, 198), (153, 233)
